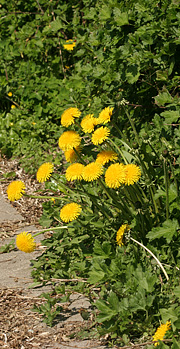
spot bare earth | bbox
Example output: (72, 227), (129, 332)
(0, 156), (110, 349)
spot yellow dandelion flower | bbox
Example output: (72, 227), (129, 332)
(8, 92), (12, 97)
(11, 105), (16, 109)
(124, 164), (141, 185)
(96, 106), (114, 124)
(116, 224), (130, 246)
(63, 40), (76, 51)
(153, 321), (171, 346)
(82, 162), (103, 182)
(7, 181), (26, 201)
(60, 202), (82, 222)
(96, 150), (118, 165)
(66, 163), (85, 181)
(36, 162), (54, 183)
(81, 114), (96, 133)
(91, 126), (110, 145)
(64, 147), (81, 163)
(61, 107), (81, 127)
(105, 163), (126, 188)
(32, 122), (36, 125)
(16, 232), (36, 253)
(10, 122), (14, 126)
(58, 131), (81, 151)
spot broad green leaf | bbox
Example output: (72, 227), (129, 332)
(147, 219), (179, 243)
(113, 8), (129, 26)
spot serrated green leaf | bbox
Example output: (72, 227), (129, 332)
(147, 219), (179, 243)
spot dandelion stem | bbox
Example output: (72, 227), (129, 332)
(163, 158), (169, 220)
(124, 108), (140, 146)
(106, 139), (128, 164)
(130, 237), (169, 281)
(33, 226), (68, 237)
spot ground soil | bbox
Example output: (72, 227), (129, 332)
(0, 155), (110, 349)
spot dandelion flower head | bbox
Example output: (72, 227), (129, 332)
(7, 181), (26, 201)
(91, 126), (110, 145)
(153, 321), (171, 346)
(116, 224), (130, 246)
(96, 106), (114, 124)
(60, 202), (82, 222)
(36, 163), (54, 183)
(8, 92), (12, 97)
(61, 107), (81, 127)
(63, 40), (76, 51)
(66, 163), (85, 181)
(16, 232), (36, 253)
(58, 131), (81, 151)
(105, 163), (126, 188)
(124, 164), (141, 185)
(11, 105), (16, 109)
(96, 150), (118, 165)
(64, 147), (81, 163)
(81, 114), (96, 133)
(82, 162), (103, 182)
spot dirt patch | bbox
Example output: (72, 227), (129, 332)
(0, 288), (106, 349)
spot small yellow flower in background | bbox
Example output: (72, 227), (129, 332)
(60, 202), (82, 222)
(36, 162), (54, 183)
(16, 232), (36, 253)
(61, 107), (81, 127)
(63, 40), (76, 51)
(10, 122), (14, 126)
(124, 164), (141, 185)
(7, 181), (26, 201)
(91, 126), (110, 145)
(81, 114), (96, 133)
(11, 105), (16, 109)
(82, 162), (103, 182)
(105, 163), (126, 188)
(32, 122), (36, 125)
(8, 92), (12, 97)
(116, 224), (130, 246)
(58, 131), (81, 151)
(96, 150), (118, 165)
(153, 321), (171, 346)
(64, 147), (81, 163)
(96, 106), (114, 124)
(66, 163), (85, 181)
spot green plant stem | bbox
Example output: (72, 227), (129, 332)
(33, 226), (68, 237)
(130, 237), (169, 281)
(163, 158), (169, 220)
(169, 160), (179, 196)
(111, 121), (130, 146)
(106, 139), (128, 164)
(24, 194), (70, 201)
(124, 108), (140, 146)
(78, 182), (111, 220)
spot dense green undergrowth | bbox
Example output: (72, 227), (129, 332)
(1, 0), (180, 169)
(1, 0), (180, 347)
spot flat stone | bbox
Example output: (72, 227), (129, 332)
(0, 195), (23, 222)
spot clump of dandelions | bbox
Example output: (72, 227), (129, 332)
(61, 107), (81, 127)
(63, 40), (76, 51)
(58, 131), (81, 151)
(153, 321), (171, 346)
(60, 203), (82, 222)
(16, 232), (36, 253)
(7, 181), (26, 201)
(36, 163), (54, 183)
(116, 224), (130, 246)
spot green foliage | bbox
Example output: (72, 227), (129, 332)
(1, 0), (180, 169)
(1, 0), (180, 346)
